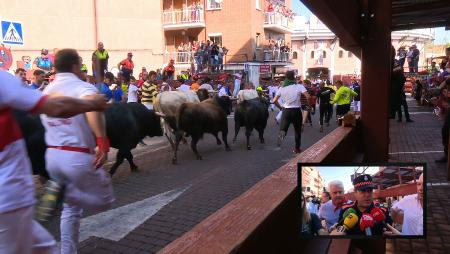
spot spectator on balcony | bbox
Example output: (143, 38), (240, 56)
(178, 43), (184, 63)
(163, 59), (175, 80)
(412, 45), (420, 73)
(406, 46), (415, 73)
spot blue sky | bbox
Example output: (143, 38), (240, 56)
(308, 166), (380, 193)
(292, 1), (449, 44)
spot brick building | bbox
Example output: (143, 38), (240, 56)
(291, 15), (434, 82)
(301, 166), (325, 197)
(162, 0), (295, 85)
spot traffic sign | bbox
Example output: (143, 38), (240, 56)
(1, 20), (24, 45)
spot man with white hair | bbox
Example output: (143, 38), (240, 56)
(318, 180), (351, 230)
(388, 173), (424, 236)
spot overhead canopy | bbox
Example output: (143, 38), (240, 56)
(301, 0), (450, 55)
(372, 166), (423, 189)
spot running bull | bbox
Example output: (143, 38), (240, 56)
(233, 97), (270, 150)
(172, 96), (233, 164)
(15, 102), (163, 177)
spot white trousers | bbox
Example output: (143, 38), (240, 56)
(0, 205), (58, 254)
(45, 149), (115, 254)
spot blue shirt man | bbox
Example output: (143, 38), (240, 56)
(95, 82), (113, 101)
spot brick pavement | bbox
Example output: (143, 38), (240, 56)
(43, 110), (338, 254)
(387, 98), (450, 254)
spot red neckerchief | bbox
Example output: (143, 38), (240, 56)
(334, 198), (349, 212)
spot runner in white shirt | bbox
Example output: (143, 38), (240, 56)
(237, 82), (259, 103)
(177, 82), (191, 92)
(40, 49), (115, 254)
(127, 78), (139, 103)
(390, 173), (424, 236)
(0, 70), (108, 254)
(273, 71), (310, 153)
(199, 78), (214, 92)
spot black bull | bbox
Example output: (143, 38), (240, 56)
(233, 98), (270, 150)
(15, 102), (163, 178)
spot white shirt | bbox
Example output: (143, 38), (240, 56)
(41, 73), (98, 149)
(199, 83), (213, 91)
(0, 71), (44, 213)
(218, 86), (228, 97)
(237, 89), (258, 103)
(317, 200), (341, 229)
(392, 194), (423, 235)
(127, 84), (139, 103)
(275, 84), (307, 108)
(177, 84), (191, 92)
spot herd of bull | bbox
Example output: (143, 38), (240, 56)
(16, 88), (271, 178)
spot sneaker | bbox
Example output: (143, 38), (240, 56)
(435, 157), (448, 163)
(320, 126), (323, 133)
(406, 119), (414, 122)
(277, 133), (285, 147)
(35, 180), (65, 223)
(293, 148), (302, 154)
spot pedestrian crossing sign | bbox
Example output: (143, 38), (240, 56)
(1, 21), (24, 45)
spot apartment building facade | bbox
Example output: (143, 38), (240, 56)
(301, 166), (325, 198)
(162, 0), (295, 84)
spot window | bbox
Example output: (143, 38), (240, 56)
(256, 0), (261, 10)
(256, 33), (261, 49)
(323, 51), (326, 58)
(293, 51), (298, 59)
(207, 0), (223, 10)
(310, 51), (314, 59)
(208, 35), (222, 46)
(348, 51), (353, 58)
(338, 50), (343, 58)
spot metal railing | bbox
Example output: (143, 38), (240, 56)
(164, 52), (194, 64)
(263, 50), (292, 62)
(162, 9), (205, 25)
(264, 12), (292, 30)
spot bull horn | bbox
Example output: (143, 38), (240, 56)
(155, 112), (166, 117)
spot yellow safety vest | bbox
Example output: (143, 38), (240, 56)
(94, 50), (108, 60)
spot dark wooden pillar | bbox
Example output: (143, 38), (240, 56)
(361, 0), (392, 162)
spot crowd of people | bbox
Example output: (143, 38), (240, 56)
(301, 173), (424, 237)
(174, 40), (228, 73)
(397, 46), (450, 163)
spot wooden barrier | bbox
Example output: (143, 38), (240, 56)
(159, 126), (360, 254)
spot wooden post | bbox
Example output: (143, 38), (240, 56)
(360, 0), (392, 162)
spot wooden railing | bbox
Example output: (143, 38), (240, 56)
(158, 125), (364, 254)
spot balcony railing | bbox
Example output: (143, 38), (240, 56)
(264, 12), (293, 32)
(162, 9), (205, 28)
(164, 52), (194, 64)
(263, 50), (292, 62)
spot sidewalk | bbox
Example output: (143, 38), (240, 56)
(387, 97), (450, 254)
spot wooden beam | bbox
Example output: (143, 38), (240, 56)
(392, 0), (450, 14)
(301, 0), (361, 55)
(373, 183), (417, 198)
(360, 0), (392, 162)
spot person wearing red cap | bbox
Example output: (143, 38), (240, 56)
(118, 52), (134, 82)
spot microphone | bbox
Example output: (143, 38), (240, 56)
(370, 207), (387, 227)
(337, 208), (357, 225)
(343, 213), (359, 231)
(360, 213), (375, 236)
